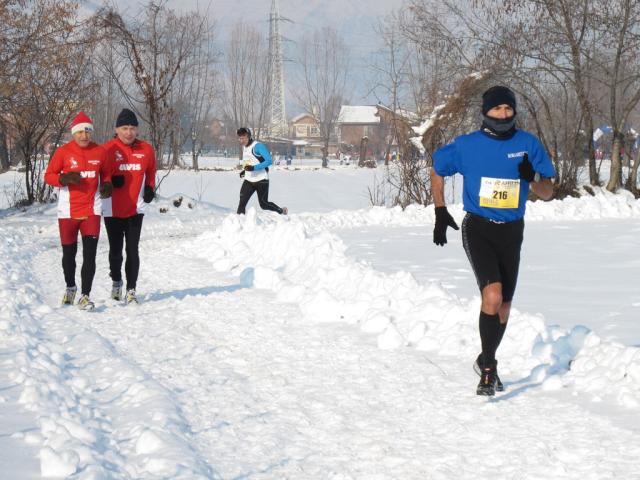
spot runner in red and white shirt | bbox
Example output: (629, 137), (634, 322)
(102, 108), (156, 304)
(44, 111), (112, 310)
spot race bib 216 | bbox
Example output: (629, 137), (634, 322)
(478, 177), (520, 209)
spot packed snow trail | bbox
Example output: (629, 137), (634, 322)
(1, 200), (640, 478)
(2, 216), (217, 478)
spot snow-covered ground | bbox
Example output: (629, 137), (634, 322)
(338, 218), (640, 347)
(1, 166), (640, 479)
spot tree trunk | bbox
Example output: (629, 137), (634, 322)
(192, 138), (199, 171)
(586, 122), (599, 186)
(0, 129), (9, 172)
(359, 137), (368, 167)
(25, 156), (34, 204)
(386, 117), (400, 167)
(384, 122), (393, 167)
(384, 145), (391, 166)
(629, 143), (640, 195)
(322, 137), (329, 168)
(606, 131), (623, 192)
(172, 130), (180, 169)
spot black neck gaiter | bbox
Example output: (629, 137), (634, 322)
(481, 115), (516, 140)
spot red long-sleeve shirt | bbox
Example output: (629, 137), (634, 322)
(44, 141), (110, 219)
(102, 137), (157, 218)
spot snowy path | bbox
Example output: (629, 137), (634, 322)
(2, 205), (640, 478)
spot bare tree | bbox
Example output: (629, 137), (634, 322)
(390, 73), (489, 207)
(96, 1), (207, 169)
(91, 42), (129, 143)
(590, 0), (640, 192)
(1, 0), (94, 204)
(399, 0), (608, 196)
(171, 19), (220, 171)
(389, 1), (500, 206)
(223, 22), (270, 159)
(0, 0), (27, 172)
(398, 2), (467, 116)
(494, 0), (640, 193)
(368, 19), (412, 165)
(293, 27), (350, 168)
(497, 0), (604, 187)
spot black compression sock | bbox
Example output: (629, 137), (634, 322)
(479, 311), (501, 366)
(81, 236), (98, 296)
(61, 243), (78, 287)
(495, 320), (507, 349)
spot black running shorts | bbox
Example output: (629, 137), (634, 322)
(461, 213), (524, 302)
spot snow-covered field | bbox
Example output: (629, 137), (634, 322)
(1, 166), (640, 479)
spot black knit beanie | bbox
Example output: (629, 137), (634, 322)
(236, 127), (252, 138)
(115, 108), (139, 127)
(481, 86), (517, 115)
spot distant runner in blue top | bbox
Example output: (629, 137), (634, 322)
(236, 127), (288, 215)
(430, 85), (555, 396)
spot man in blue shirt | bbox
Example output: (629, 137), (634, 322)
(430, 86), (555, 396)
(236, 127), (288, 215)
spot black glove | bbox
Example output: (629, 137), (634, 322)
(518, 153), (536, 182)
(244, 165), (255, 171)
(433, 206), (459, 246)
(99, 182), (113, 199)
(143, 185), (155, 203)
(239, 170), (245, 178)
(59, 172), (82, 186)
(112, 175), (125, 188)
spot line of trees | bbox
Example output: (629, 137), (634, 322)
(0, 0), (218, 204)
(0, 0), (356, 206)
(370, 0), (640, 204)
(3, 0), (640, 207)
(223, 23), (351, 168)
(0, 0), (89, 203)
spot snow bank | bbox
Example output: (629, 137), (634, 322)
(296, 186), (640, 232)
(188, 210), (640, 407)
(0, 227), (217, 478)
(298, 204), (433, 233)
(566, 333), (640, 408)
(130, 183), (639, 237)
(526, 186), (640, 220)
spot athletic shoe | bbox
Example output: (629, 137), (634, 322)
(111, 280), (123, 301)
(77, 294), (95, 311)
(282, 207), (288, 215)
(125, 289), (138, 305)
(477, 365), (497, 396)
(61, 286), (77, 305)
(474, 354), (504, 392)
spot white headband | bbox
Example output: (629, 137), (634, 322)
(71, 123), (94, 135)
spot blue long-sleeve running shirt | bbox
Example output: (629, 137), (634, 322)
(433, 130), (556, 222)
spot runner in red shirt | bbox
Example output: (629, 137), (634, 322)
(44, 112), (112, 310)
(102, 109), (156, 304)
